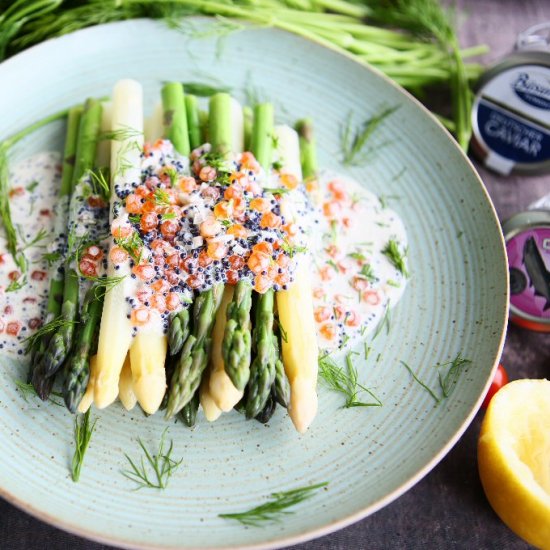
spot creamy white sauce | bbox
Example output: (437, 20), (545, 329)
(0, 152), (62, 355)
(310, 172), (408, 351)
(1, 150), (409, 357)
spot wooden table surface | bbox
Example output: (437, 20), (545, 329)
(1, 0), (549, 548)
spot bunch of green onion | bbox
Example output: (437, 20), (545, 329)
(0, 0), (487, 150)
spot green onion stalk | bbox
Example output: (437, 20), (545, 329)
(1, 0), (487, 150)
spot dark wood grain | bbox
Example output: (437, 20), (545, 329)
(1, 1), (549, 549)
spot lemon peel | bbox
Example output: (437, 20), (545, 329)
(478, 379), (550, 549)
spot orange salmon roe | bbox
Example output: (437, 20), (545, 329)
(131, 308), (150, 326)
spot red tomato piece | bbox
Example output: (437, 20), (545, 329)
(481, 363), (509, 409)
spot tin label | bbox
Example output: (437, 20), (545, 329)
(507, 227), (550, 321)
(477, 98), (550, 164)
(512, 71), (550, 109)
(474, 64), (550, 171)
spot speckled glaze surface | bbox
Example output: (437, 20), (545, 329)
(0, 18), (508, 550)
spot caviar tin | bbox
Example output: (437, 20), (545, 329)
(503, 209), (550, 331)
(471, 23), (550, 175)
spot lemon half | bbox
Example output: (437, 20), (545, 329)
(478, 379), (550, 549)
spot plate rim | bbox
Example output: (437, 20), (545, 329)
(0, 16), (509, 550)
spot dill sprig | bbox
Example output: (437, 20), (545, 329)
(18, 227), (50, 252)
(72, 409), (96, 482)
(382, 238), (408, 277)
(340, 106), (398, 166)
(114, 229), (143, 263)
(99, 125), (142, 142)
(372, 304), (391, 340)
(122, 429), (183, 490)
(400, 361), (441, 404)
(318, 352), (382, 408)
(359, 263), (376, 284)
(438, 353), (472, 398)
(88, 168), (110, 199)
(14, 379), (64, 406)
(23, 316), (77, 354)
(154, 187), (171, 206)
(41, 250), (62, 266)
(401, 352), (472, 405)
(83, 275), (126, 299)
(6, 275), (27, 292)
(219, 482), (328, 526)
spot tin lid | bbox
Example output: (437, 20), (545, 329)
(471, 43), (550, 175)
(502, 209), (550, 331)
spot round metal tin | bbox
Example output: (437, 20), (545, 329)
(471, 51), (550, 176)
(502, 209), (550, 331)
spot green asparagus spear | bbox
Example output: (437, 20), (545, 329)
(168, 308), (190, 356)
(223, 281), (253, 391)
(30, 106), (81, 372)
(254, 389), (277, 424)
(224, 103), (274, 393)
(35, 98), (102, 385)
(180, 389), (200, 427)
(185, 94), (202, 150)
(273, 335), (290, 408)
(296, 119), (317, 180)
(63, 288), (103, 412)
(161, 82), (190, 156)
(165, 284), (223, 417)
(246, 290), (277, 418)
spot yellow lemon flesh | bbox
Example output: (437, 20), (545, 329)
(478, 379), (550, 549)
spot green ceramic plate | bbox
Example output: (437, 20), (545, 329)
(0, 18), (508, 550)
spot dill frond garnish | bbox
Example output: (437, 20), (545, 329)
(400, 361), (440, 404)
(263, 187), (290, 195)
(381, 238), (408, 277)
(340, 106), (398, 166)
(18, 227), (50, 252)
(26, 180), (39, 192)
(41, 251), (62, 266)
(122, 428), (183, 490)
(14, 379), (64, 406)
(401, 352), (472, 405)
(88, 167), (110, 199)
(99, 125), (142, 142)
(359, 263), (376, 284)
(114, 229), (143, 263)
(219, 482), (328, 526)
(83, 275), (126, 299)
(23, 317), (77, 354)
(6, 275), (27, 292)
(437, 353), (472, 398)
(372, 304), (391, 340)
(318, 352), (382, 408)
(72, 409), (96, 482)
(378, 193), (400, 209)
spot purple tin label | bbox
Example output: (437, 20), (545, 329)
(507, 227), (550, 320)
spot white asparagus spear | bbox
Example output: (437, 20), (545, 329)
(118, 354), (138, 411)
(208, 285), (244, 411)
(200, 370), (223, 422)
(274, 125), (319, 434)
(94, 79), (144, 409)
(144, 102), (163, 144)
(127, 95), (168, 415)
(207, 99), (244, 412)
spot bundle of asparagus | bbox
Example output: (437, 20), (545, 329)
(27, 79), (320, 433)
